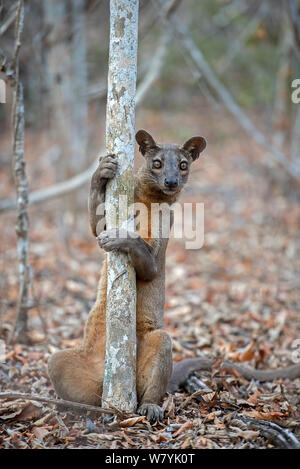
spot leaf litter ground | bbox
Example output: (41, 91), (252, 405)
(0, 109), (299, 449)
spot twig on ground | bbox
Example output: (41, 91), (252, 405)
(0, 392), (116, 416)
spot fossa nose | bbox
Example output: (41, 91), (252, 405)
(164, 177), (178, 189)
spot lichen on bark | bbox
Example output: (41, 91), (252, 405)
(102, 0), (139, 412)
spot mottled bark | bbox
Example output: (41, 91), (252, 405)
(10, 0), (31, 344)
(102, 0), (139, 412)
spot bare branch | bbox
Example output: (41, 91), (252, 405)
(0, 392), (115, 416)
(0, 2), (17, 36)
(136, 29), (170, 103)
(217, 2), (267, 74)
(155, 2), (300, 181)
(0, 25), (168, 214)
(12, 0), (24, 70)
(287, 0), (300, 50)
(87, 82), (106, 101)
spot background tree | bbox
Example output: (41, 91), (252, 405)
(0, 0), (300, 449)
(44, 0), (88, 223)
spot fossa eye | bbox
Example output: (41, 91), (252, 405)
(153, 160), (162, 169)
(180, 161), (188, 170)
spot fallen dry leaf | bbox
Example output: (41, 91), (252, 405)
(230, 427), (260, 441)
(173, 421), (194, 437)
(181, 437), (191, 449)
(238, 341), (256, 362)
(17, 402), (42, 421)
(1, 102), (300, 450)
(245, 410), (289, 421)
(119, 416), (145, 427)
(32, 426), (50, 440)
(121, 431), (136, 446)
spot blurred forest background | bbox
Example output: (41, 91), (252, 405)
(0, 0), (300, 449)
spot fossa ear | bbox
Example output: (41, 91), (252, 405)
(135, 130), (159, 156)
(182, 136), (207, 160)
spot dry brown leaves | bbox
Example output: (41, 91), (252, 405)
(0, 109), (300, 448)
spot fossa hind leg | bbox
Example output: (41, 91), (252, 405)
(48, 347), (105, 405)
(48, 260), (107, 405)
(137, 329), (172, 421)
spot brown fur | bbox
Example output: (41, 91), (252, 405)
(48, 130), (206, 421)
(48, 128), (300, 419)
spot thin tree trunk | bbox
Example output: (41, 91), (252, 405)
(0, 3), (17, 36)
(10, 0), (31, 344)
(71, 0), (88, 212)
(101, 0), (139, 413)
(136, 29), (170, 103)
(290, 103), (300, 166)
(44, 0), (88, 217)
(0, 30), (166, 215)
(288, 0), (300, 56)
(217, 2), (266, 74)
(289, 3), (300, 168)
(44, 0), (73, 182)
(272, 14), (293, 151)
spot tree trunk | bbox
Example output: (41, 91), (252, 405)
(102, 0), (139, 413)
(0, 27), (167, 215)
(71, 0), (88, 212)
(272, 13), (293, 151)
(44, 0), (88, 216)
(11, 0), (31, 344)
(290, 103), (300, 167)
(44, 0), (73, 181)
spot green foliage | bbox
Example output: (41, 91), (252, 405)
(0, 0), (296, 129)
(140, 0), (289, 112)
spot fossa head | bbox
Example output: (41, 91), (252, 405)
(136, 129), (206, 197)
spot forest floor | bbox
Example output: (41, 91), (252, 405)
(0, 107), (300, 449)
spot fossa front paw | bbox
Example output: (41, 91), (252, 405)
(137, 403), (164, 423)
(97, 229), (128, 252)
(92, 154), (118, 186)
